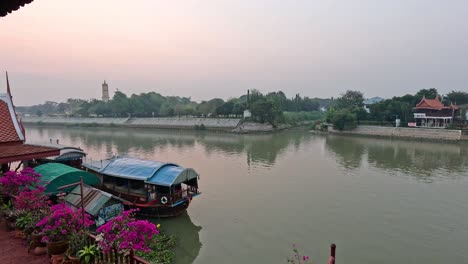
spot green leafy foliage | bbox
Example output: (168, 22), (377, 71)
(334, 90), (364, 110)
(78, 245), (98, 264)
(0, 200), (13, 212)
(445, 90), (468, 105)
(283, 111), (324, 126)
(250, 97), (283, 125)
(15, 213), (33, 230)
(68, 232), (88, 256)
(329, 109), (357, 131)
(327, 90), (364, 130)
(136, 233), (177, 264)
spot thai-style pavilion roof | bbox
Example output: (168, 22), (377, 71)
(0, 72), (60, 164)
(0, 0), (34, 17)
(0, 74), (25, 145)
(0, 100), (22, 144)
(0, 144), (61, 164)
(414, 95), (458, 110)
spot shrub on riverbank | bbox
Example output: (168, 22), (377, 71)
(328, 109), (357, 130)
(283, 111), (324, 126)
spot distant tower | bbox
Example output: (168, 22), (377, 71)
(102, 80), (109, 102)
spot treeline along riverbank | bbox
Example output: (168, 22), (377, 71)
(22, 116), (284, 133)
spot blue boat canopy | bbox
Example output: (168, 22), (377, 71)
(83, 157), (199, 187)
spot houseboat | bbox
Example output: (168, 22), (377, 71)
(82, 157), (200, 217)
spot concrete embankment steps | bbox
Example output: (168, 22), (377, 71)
(328, 125), (464, 141)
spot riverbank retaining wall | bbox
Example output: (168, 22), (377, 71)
(22, 117), (242, 131)
(328, 125), (463, 141)
(231, 121), (274, 133)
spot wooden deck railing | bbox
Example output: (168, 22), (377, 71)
(87, 234), (150, 264)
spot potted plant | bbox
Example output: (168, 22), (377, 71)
(78, 245), (98, 264)
(96, 209), (158, 255)
(4, 209), (23, 231)
(36, 203), (94, 256)
(66, 232), (87, 264)
(0, 200), (13, 217)
(0, 168), (42, 198)
(15, 213), (32, 239)
(1, 200), (14, 230)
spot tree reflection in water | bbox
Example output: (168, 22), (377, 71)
(325, 134), (468, 181)
(26, 125), (312, 168)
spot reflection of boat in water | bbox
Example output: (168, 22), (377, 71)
(155, 211), (202, 264)
(82, 156), (201, 217)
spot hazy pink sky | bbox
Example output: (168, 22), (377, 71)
(1, 0), (468, 106)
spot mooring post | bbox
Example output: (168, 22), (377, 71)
(327, 244), (336, 264)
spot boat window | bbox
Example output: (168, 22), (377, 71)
(155, 185), (170, 194)
(115, 177), (128, 189)
(103, 175), (115, 188)
(129, 180), (145, 194)
(185, 178), (198, 187)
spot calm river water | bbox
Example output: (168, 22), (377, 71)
(25, 125), (468, 264)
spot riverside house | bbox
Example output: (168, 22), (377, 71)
(412, 95), (459, 128)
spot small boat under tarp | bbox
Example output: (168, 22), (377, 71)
(82, 157), (200, 217)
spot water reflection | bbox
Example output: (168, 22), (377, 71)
(325, 135), (365, 169)
(24, 125), (468, 264)
(153, 212), (202, 264)
(326, 135), (468, 181)
(25, 125), (310, 168)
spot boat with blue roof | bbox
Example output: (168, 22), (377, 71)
(82, 156), (200, 217)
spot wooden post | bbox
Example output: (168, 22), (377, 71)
(129, 250), (135, 264)
(327, 244), (336, 264)
(80, 177), (86, 228)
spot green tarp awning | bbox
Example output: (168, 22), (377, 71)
(35, 163), (101, 195)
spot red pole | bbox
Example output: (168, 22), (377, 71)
(327, 244), (336, 264)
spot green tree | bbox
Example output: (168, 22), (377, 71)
(250, 98), (282, 125)
(301, 97), (320, 111)
(334, 90), (364, 110)
(215, 101), (234, 116)
(111, 91), (130, 117)
(329, 109), (357, 130)
(446, 90), (468, 105)
(232, 101), (246, 117)
(415, 88), (439, 100)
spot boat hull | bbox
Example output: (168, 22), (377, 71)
(133, 200), (191, 218)
(99, 185), (192, 218)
